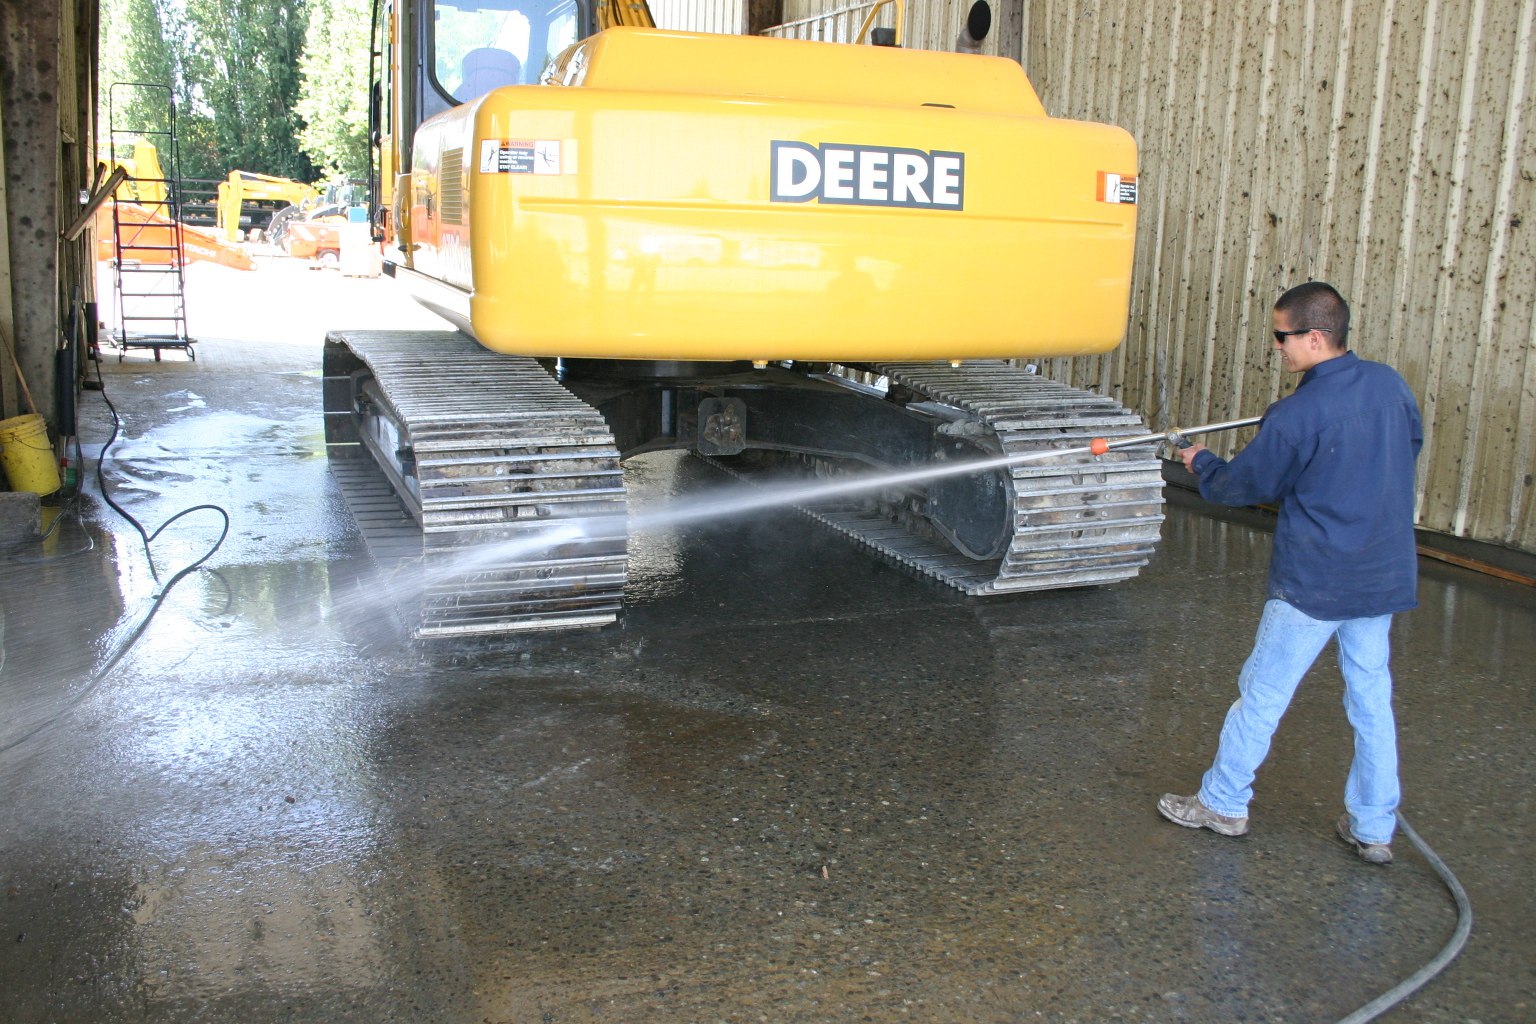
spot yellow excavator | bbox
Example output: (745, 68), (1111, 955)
(324, 0), (1161, 637)
(104, 139), (170, 205)
(215, 170), (322, 241)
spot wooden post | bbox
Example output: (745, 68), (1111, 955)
(0, 2), (62, 428)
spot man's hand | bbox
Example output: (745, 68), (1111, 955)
(1179, 442), (1208, 472)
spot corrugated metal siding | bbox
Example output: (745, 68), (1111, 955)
(650, 0), (746, 33)
(776, 0), (999, 51)
(766, 0), (1536, 554)
(771, 2), (884, 43)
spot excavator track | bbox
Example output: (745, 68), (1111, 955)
(323, 330), (626, 638)
(325, 336), (1162, 636)
(703, 361), (1166, 595)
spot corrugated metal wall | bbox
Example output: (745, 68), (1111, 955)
(769, 0), (1536, 554)
(776, 0), (996, 50)
(1022, 0), (1536, 553)
(771, 2), (883, 43)
(682, 1), (1011, 53)
(650, 0), (746, 33)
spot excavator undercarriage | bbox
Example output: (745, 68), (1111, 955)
(325, 330), (1164, 637)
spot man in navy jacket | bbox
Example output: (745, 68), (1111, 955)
(1158, 282), (1423, 865)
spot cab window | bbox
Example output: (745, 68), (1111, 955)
(431, 0), (580, 102)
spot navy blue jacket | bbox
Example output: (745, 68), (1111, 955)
(1190, 352), (1423, 619)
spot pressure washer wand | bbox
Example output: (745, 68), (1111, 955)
(1086, 415), (1265, 457)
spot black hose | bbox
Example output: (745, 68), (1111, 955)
(0, 375), (230, 756)
(1335, 810), (1474, 1023)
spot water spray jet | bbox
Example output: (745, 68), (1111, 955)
(623, 413), (1265, 535)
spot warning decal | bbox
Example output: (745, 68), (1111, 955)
(480, 139), (563, 175)
(1098, 172), (1138, 205)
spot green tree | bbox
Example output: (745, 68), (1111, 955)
(97, 0), (317, 183)
(295, 0), (371, 183)
(178, 0), (316, 181)
(97, 0), (177, 160)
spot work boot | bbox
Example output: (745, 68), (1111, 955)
(1336, 814), (1393, 865)
(1157, 793), (1248, 837)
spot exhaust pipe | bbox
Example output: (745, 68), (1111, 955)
(956, 0), (991, 53)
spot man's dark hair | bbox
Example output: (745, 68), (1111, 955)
(1274, 281), (1350, 349)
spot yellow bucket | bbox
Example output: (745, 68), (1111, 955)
(0, 413), (61, 495)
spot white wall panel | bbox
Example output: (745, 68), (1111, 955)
(650, 0), (746, 33)
(777, 0), (998, 51)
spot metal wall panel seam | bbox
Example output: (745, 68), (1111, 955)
(1140, 0), (1184, 429)
(1316, 0), (1356, 282)
(1123, 0), (1152, 414)
(1041, 0), (1077, 390)
(1059, 0), (1077, 122)
(1100, 2), (1130, 397)
(1199, 8), (1248, 428)
(1228, 0), (1281, 423)
(1060, 0), (1089, 389)
(1067, 0), (1099, 390)
(1348, 0), (1398, 329)
(1513, 309), (1536, 548)
(1287, 0), (1318, 288)
(1420, 0), (1486, 535)
(1449, 0), (1499, 528)
(1383, 0), (1433, 403)
(1171, 0), (1218, 435)
(1266, 0), (1307, 403)
(1105, 2), (1130, 396)
(1466, 0), (1534, 541)
(1019, 0), (1031, 72)
(1030, 0), (1052, 96)
(1449, 0), (1523, 540)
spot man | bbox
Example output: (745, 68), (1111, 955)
(1157, 281), (1423, 865)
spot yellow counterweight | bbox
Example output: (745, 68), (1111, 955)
(403, 27), (1139, 363)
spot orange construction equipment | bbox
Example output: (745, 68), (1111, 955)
(284, 220), (342, 265)
(96, 201), (255, 271)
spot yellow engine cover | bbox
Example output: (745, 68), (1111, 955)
(407, 27), (1139, 363)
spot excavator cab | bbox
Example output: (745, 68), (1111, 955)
(431, 0), (584, 100)
(371, 0), (595, 160)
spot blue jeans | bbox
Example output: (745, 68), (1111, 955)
(1198, 599), (1400, 844)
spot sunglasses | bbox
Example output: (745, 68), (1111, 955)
(1273, 328), (1332, 344)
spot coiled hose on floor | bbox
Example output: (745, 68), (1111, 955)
(0, 374), (229, 757)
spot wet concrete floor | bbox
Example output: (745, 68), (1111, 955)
(1, 310), (1533, 1022)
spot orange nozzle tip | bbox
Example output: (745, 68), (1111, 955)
(1089, 438), (1109, 456)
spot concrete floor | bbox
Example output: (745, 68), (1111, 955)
(1, 262), (1533, 1022)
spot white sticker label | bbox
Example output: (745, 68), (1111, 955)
(1099, 172), (1138, 205)
(480, 139), (563, 174)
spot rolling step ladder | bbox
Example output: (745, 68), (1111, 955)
(107, 82), (195, 361)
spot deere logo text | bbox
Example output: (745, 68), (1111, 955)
(771, 141), (965, 210)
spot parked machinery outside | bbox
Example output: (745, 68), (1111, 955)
(215, 171), (321, 242)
